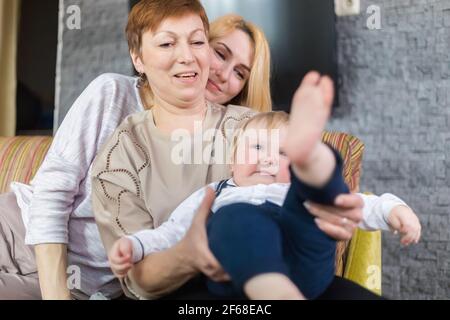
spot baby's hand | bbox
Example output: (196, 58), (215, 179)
(109, 237), (134, 278)
(387, 205), (421, 246)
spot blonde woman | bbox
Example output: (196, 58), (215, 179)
(206, 14), (272, 112)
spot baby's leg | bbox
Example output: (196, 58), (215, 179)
(207, 203), (303, 300)
(280, 72), (350, 299)
(280, 149), (349, 299)
(285, 71), (336, 188)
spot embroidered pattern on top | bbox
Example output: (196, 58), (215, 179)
(96, 130), (151, 235)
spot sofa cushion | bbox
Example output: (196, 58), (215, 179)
(0, 136), (52, 193)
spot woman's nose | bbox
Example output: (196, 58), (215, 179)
(177, 43), (195, 64)
(215, 64), (231, 82)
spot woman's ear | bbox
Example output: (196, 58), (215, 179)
(130, 50), (144, 73)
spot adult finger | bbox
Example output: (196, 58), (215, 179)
(307, 201), (362, 223)
(306, 203), (359, 229)
(208, 267), (231, 282)
(315, 218), (353, 241)
(334, 193), (364, 209)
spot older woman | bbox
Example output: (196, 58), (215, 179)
(91, 0), (377, 300)
(91, 0), (256, 299)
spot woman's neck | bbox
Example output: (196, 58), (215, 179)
(152, 97), (208, 134)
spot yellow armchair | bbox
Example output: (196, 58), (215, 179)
(322, 132), (382, 296)
(0, 133), (381, 296)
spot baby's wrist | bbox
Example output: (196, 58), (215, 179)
(383, 199), (409, 225)
(126, 235), (144, 264)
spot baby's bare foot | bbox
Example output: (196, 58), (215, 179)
(285, 71), (334, 168)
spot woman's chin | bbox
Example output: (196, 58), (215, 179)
(205, 90), (226, 105)
(173, 89), (206, 104)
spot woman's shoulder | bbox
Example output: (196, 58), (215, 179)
(91, 73), (140, 100)
(69, 73), (143, 116)
(88, 73), (137, 90)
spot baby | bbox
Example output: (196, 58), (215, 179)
(109, 73), (421, 300)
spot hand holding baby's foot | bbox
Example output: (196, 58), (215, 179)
(285, 72), (336, 187)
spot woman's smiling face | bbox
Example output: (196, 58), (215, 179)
(133, 13), (211, 107)
(205, 29), (254, 105)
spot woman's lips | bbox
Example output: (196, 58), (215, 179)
(207, 79), (221, 92)
(174, 73), (199, 84)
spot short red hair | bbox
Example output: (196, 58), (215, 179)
(126, 0), (210, 55)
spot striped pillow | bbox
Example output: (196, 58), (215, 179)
(0, 136), (53, 193)
(322, 131), (365, 193)
(322, 131), (366, 277)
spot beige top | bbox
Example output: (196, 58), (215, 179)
(91, 102), (255, 257)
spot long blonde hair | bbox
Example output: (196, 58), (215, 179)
(209, 14), (272, 112)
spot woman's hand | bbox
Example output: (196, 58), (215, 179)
(178, 188), (231, 282)
(305, 193), (364, 241)
(109, 237), (134, 278)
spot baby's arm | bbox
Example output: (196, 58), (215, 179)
(126, 183), (216, 263)
(358, 193), (421, 245)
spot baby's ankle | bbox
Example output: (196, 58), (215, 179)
(291, 143), (336, 188)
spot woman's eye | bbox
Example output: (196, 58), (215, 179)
(192, 41), (205, 46)
(235, 70), (245, 80)
(279, 150), (287, 157)
(215, 49), (225, 60)
(159, 43), (173, 48)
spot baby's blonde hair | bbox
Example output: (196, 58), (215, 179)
(231, 111), (289, 163)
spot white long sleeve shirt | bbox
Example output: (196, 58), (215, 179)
(127, 179), (408, 263)
(11, 73), (144, 297)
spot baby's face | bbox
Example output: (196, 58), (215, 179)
(232, 124), (291, 186)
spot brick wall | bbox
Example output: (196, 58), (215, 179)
(55, 0), (132, 129)
(329, 0), (450, 299)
